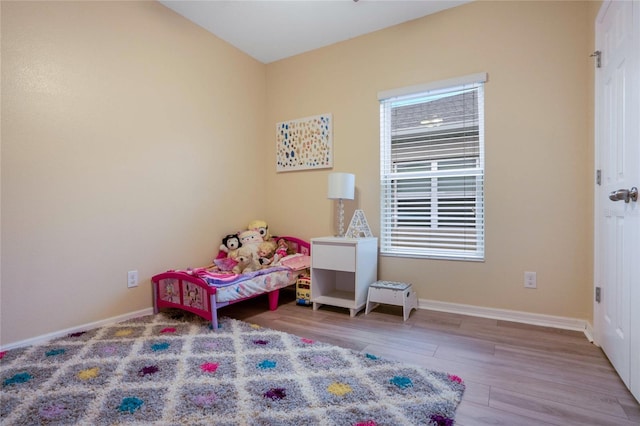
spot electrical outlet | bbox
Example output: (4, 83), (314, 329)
(524, 271), (537, 289)
(127, 270), (138, 288)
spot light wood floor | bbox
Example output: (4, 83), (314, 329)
(223, 288), (640, 425)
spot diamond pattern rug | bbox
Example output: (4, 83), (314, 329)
(1, 311), (465, 425)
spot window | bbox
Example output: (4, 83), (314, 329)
(379, 73), (486, 261)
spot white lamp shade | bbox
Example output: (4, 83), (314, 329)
(328, 172), (355, 200)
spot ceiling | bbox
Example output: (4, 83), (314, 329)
(159, 0), (472, 64)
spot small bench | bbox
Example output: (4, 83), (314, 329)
(365, 280), (418, 321)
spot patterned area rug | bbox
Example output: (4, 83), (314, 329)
(1, 311), (465, 425)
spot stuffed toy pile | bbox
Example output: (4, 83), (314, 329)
(213, 220), (282, 274)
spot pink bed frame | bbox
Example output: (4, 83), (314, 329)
(152, 236), (310, 330)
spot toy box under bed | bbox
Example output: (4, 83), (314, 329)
(152, 236), (310, 330)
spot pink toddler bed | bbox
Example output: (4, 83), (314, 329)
(152, 236), (310, 330)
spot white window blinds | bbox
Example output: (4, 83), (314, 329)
(379, 73), (486, 261)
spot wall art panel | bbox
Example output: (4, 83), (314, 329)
(276, 113), (332, 172)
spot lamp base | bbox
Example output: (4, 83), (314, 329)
(337, 199), (345, 237)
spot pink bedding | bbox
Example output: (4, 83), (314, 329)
(187, 265), (289, 287)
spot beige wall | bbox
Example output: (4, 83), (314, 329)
(2, 0), (599, 346)
(1, 1), (267, 345)
(265, 1), (596, 320)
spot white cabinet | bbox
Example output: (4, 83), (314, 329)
(311, 237), (378, 317)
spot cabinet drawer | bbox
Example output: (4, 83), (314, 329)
(312, 242), (356, 272)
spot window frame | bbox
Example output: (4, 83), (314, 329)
(379, 73), (486, 261)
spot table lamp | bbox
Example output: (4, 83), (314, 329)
(328, 172), (355, 237)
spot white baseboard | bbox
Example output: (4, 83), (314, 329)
(418, 298), (593, 341)
(1, 308), (154, 351)
(2, 301), (596, 351)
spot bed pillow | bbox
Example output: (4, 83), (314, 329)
(279, 254), (311, 270)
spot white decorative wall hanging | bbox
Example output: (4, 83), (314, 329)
(276, 113), (332, 172)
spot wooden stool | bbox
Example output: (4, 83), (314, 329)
(365, 281), (418, 321)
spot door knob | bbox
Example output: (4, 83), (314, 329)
(609, 187), (638, 203)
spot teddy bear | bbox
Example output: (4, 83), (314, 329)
(248, 220), (278, 255)
(238, 229), (264, 259)
(248, 219), (272, 241)
(232, 245), (261, 274)
(218, 234), (242, 259)
(238, 229), (263, 246)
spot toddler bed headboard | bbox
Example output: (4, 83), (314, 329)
(275, 236), (311, 256)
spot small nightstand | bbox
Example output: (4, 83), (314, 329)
(310, 237), (378, 317)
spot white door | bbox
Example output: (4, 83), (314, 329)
(594, 0), (640, 402)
